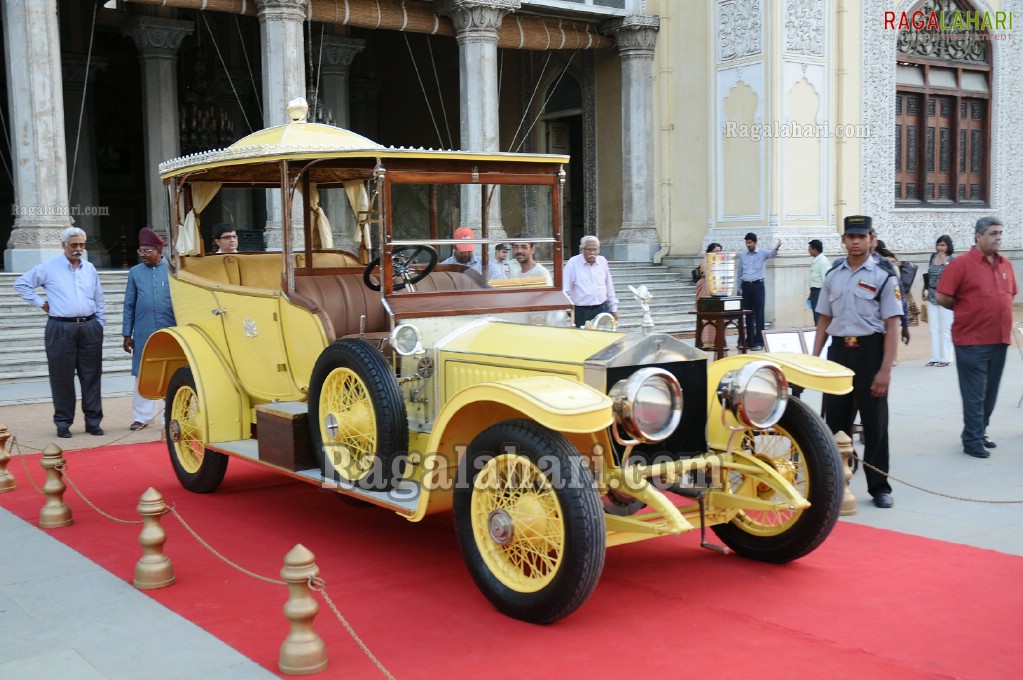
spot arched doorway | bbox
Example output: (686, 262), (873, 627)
(541, 74), (584, 255)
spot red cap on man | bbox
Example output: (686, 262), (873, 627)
(454, 226), (474, 252)
(139, 227), (164, 250)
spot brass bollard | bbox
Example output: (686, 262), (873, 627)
(279, 544), (328, 676)
(39, 444), (72, 528)
(834, 431), (857, 516)
(0, 424), (15, 493)
(133, 487), (175, 590)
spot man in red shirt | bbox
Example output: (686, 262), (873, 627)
(936, 217), (1018, 458)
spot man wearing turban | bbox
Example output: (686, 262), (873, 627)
(122, 228), (176, 430)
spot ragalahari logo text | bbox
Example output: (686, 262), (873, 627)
(883, 9), (1013, 33)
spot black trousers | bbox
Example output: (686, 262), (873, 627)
(573, 301), (610, 328)
(740, 279), (765, 346)
(45, 317), (104, 430)
(823, 334), (891, 496)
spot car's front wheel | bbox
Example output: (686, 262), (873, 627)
(165, 366), (228, 493)
(453, 419), (605, 624)
(712, 396), (842, 562)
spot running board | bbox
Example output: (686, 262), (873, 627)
(206, 439), (421, 515)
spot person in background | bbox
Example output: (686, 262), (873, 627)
(13, 226), (106, 438)
(493, 243), (514, 278)
(439, 223), (503, 280)
(807, 239), (830, 325)
(213, 223), (239, 254)
(736, 231), (782, 350)
(873, 238), (912, 360)
(510, 234), (552, 285)
(123, 228), (176, 431)
(924, 235), (955, 367)
(694, 242), (723, 347)
(563, 235), (618, 327)
(813, 215), (902, 509)
(936, 217), (1017, 459)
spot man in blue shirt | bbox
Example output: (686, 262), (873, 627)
(735, 232), (782, 350)
(123, 228), (176, 431)
(14, 227), (106, 438)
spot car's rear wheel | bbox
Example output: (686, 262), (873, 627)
(165, 367), (228, 493)
(712, 396), (842, 563)
(308, 339), (408, 489)
(454, 419), (605, 624)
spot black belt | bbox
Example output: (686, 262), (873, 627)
(741, 279), (764, 285)
(575, 302), (608, 309)
(50, 314), (95, 323)
(836, 333), (883, 348)
(810, 286), (821, 290)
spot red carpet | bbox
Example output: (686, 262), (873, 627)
(2, 442), (1021, 679)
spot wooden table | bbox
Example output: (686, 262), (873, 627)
(690, 309), (752, 360)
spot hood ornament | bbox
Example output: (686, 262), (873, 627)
(629, 285), (655, 335)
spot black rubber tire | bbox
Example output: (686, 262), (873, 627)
(363, 244), (438, 291)
(711, 396), (843, 563)
(165, 366), (228, 493)
(453, 419), (606, 624)
(307, 339), (408, 490)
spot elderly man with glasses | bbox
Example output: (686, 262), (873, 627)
(14, 226), (107, 438)
(122, 228), (176, 431)
(563, 235), (618, 328)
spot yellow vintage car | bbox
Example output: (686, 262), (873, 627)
(139, 104), (853, 624)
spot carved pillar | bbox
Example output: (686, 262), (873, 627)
(2, 0), (71, 271)
(313, 35), (365, 251)
(436, 0), (520, 239)
(255, 0), (308, 250)
(603, 15), (660, 262)
(313, 35), (364, 130)
(129, 17), (193, 238)
(62, 55), (108, 266)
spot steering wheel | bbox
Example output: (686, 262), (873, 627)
(363, 244), (438, 291)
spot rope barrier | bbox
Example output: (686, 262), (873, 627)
(57, 463), (142, 524)
(853, 452), (1023, 504)
(311, 577), (396, 680)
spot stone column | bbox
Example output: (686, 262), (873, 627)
(2, 0), (71, 271)
(602, 15), (660, 262)
(312, 35), (364, 129)
(255, 0), (308, 250)
(62, 55), (108, 266)
(436, 0), (520, 239)
(312, 35), (365, 251)
(129, 17), (193, 239)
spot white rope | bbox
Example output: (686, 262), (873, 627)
(507, 51), (552, 153)
(512, 50), (578, 154)
(403, 33), (444, 149)
(68, 0), (99, 203)
(233, 14), (263, 123)
(202, 12), (253, 134)
(313, 23), (325, 123)
(425, 35), (453, 149)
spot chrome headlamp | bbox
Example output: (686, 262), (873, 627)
(390, 323), (424, 356)
(609, 367), (682, 444)
(717, 360), (788, 429)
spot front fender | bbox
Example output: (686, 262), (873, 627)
(706, 352), (851, 451)
(137, 326), (251, 442)
(426, 376), (613, 457)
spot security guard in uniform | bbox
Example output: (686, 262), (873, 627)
(812, 215), (903, 509)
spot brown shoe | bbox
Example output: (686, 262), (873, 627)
(129, 421), (148, 431)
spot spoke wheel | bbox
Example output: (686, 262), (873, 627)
(454, 419), (605, 624)
(308, 339), (408, 489)
(165, 367), (227, 493)
(712, 397), (842, 563)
